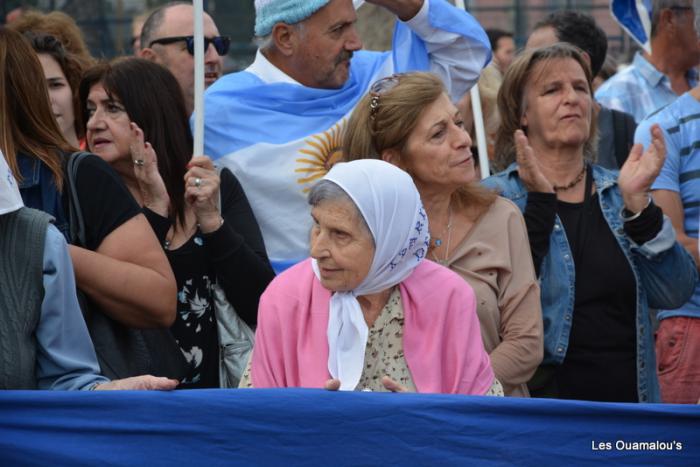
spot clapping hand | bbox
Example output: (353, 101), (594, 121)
(514, 129), (554, 194)
(130, 122), (169, 216)
(184, 156), (222, 233)
(618, 124), (666, 213)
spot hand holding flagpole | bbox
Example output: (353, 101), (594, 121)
(193, 0), (205, 158)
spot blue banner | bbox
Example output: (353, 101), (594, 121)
(611, 0), (653, 51)
(1, 388), (698, 465)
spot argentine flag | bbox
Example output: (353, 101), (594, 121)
(202, 0), (489, 273)
(611, 0), (653, 52)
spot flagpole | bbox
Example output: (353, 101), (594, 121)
(193, 0), (205, 157)
(453, 0), (489, 179)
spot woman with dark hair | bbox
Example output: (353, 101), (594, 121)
(25, 32), (85, 148)
(484, 43), (697, 402)
(80, 57), (275, 388)
(0, 27), (177, 373)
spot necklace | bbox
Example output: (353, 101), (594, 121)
(164, 219), (200, 250)
(430, 203), (453, 265)
(552, 163), (587, 192)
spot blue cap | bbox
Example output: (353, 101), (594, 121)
(254, 0), (331, 37)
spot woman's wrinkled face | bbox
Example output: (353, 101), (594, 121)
(85, 83), (133, 165)
(38, 53), (75, 140)
(520, 58), (592, 151)
(310, 198), (375, 292)
(399, 93), (475, 191)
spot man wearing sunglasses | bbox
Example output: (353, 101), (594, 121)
(140, 2), (228, 114)
(201, 0), (491, 274)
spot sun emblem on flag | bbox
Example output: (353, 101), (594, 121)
(295, 119), (346, 193)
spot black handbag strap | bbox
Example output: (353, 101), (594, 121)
(65, 151), (92, 247)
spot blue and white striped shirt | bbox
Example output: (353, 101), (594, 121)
(635, 91), (700, 319)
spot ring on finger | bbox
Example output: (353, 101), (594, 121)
(133, 159), (145, 167)
(194, 177), (202, 188)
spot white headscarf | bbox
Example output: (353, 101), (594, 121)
(0, 149), (23, 215)
(311, 160), (430, 390)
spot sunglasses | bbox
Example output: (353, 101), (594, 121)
(148, 35), (231, 56)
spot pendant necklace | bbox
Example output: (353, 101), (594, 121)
(431, 203), (453, 265)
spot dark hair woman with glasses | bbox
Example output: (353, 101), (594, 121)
(343, 72), (544, 397)
(79, 57), (275, 388)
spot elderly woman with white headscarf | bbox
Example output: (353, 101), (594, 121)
(241, 159), (499, 394)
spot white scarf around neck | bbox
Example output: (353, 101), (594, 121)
(311, 160), (430, 390)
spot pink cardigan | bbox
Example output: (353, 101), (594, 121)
(251, 259), (495, 395)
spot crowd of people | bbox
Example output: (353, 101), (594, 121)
(1, 0), (699, 405)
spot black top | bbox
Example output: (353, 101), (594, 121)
(524, 165), (664, 402)
(555, 187), (638, 402)
(143, 168), (275, 388)
(523, 192), (557, 277)
(68, 154), (142, 250)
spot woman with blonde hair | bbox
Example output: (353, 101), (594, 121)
(343, 72), (543, 397)
(484, 43), (696, 402)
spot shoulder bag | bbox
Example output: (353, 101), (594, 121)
(213, 167), (255, 388)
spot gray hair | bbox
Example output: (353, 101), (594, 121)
(258, 22), (306, 52)
(307, 179), (372, 238)
(651, 0), (694, 38)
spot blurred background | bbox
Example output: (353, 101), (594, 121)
(1, 0), (636, 72)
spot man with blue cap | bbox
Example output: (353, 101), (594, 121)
(202, 0), (491, 273)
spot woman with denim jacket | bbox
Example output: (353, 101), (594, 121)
(483, 43), (697, 403)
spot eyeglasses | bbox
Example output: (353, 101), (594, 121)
(369, 74), (402, 123)
(148, 35), (231, 56)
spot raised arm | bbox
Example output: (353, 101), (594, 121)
(202, 168), (275, 326)
(378, 0), (491, 101)
(183, 157), (275, 326)
(620, 125), (698, 309)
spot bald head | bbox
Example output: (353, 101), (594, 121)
(139, 3), (224, 114)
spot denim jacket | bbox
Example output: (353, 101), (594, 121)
(17, 153), (69, 241)
(483, 163), (698, 402)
